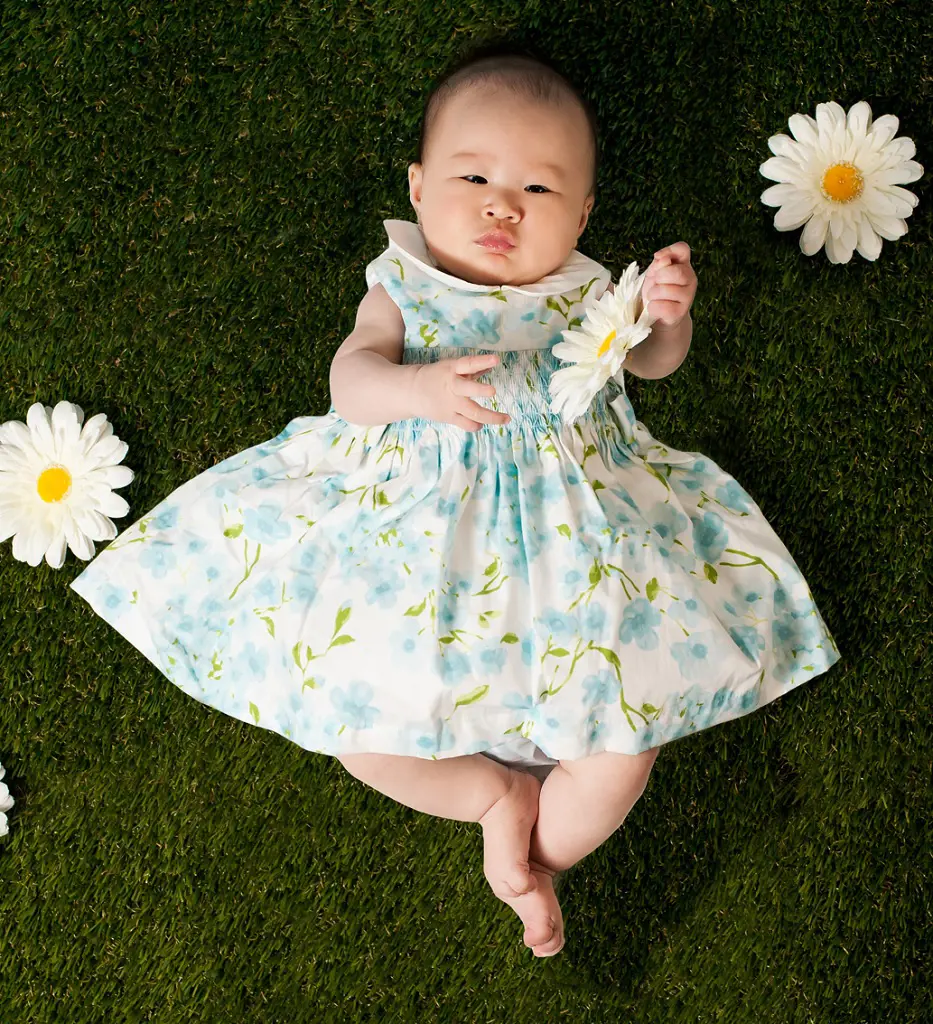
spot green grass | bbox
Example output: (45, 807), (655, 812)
(1, 1), (930, 1020)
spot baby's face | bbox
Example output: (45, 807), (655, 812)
(408, 85), (595, 287)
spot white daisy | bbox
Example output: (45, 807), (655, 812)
(0, 762), (12, 838)
(548, 260), (658, 424)
(0, 401), (134, 569)
(759, 100), (924, 263)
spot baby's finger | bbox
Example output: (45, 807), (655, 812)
(457, 353), (499, 377)
(461, 398), (510, 425)
(453, 412), (482, 432)
(651, 264), (690, 286)
(451, 375), (496, 398)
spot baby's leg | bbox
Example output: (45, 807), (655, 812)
(337, 752), (543, 901)
(337, 751), (513, 821)
(528, 747), (660, 876)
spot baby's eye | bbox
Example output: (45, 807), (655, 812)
(461, 175), (551, 193)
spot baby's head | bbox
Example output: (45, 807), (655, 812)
(408, 43), (600, 287)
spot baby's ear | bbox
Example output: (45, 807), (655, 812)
(408, 163), (423, 209)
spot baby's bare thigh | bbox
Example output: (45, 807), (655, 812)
(558, 747), (660, 787)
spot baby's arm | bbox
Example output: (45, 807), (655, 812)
(614, 282), (693, 380)
(329, 284), (422, 426)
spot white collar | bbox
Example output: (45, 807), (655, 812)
(381, 219), (610, 297)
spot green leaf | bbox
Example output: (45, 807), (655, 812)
(501, 632), (519, 644)
(261, 615), (275, 638)
(642, 703), (659, 714)
(593, 480), (605, 491)
(589, 561), (602, 585)
(594, 645), (621, 672)
(646, 577), (660, 602)
(704, 561), (718, 584)
(334, 605), (352, 635)
(453, 684), (489, 708)
(404, 598), (427, 616)
(330, 634), (355, 647)
(483, 558), (498, 577)
(223, 524), (243, 538)
(439, 635), (455, 644)
(550, 647), (570, 657)
(249, 702), (260, 724)
(556, 523), (571, 540)
(292, 640), (303, 669)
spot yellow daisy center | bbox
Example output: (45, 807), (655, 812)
(820, 161), (864, 203)
(37, 464), (72, 502)
(597, 329), (617, 358)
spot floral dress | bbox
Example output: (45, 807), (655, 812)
(70, 218), (841, 772)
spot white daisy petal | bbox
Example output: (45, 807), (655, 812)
(815, 102), (846, 151)
(864, 189), (906, 218)
(759, 156), (802, 185)
(0, 504), (25, 544)
(89, 493), (126, 524)
(774, 198), (816, 231)
(12, 519), (42, 567)
(79, 413), (113, 455)
(94, 464), (134, 490)
(83, 435), (126, 470)
(855, 217), (883, 261)
(885, 136), (916, 162)
(25, 404), (59, 462)
(51, 401), (83, 449)
(766, 133), (806, 164)
(868, 214), (908, 241)
(884, 185), (921, 214)
(0, 445), (34, 473)
(45, 530), (68, 570)
(64, 514), (96, 561)
(846, 100), (872, 138)
(873, 162), (922, 187)
(824, 230), (853, 264)
(761, 182), (803, 207)
(787, 112), (819, 148)
(799, 210), (830, 256)
(868, 113), (899, 149)
(828, 212), (847, 240)
(0, 420), (32, 450)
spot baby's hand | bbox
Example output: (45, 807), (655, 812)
(410, 353), (511, 432)
(643, 242), (697, 327)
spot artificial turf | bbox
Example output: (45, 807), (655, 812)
(0, 1), (930, 1020)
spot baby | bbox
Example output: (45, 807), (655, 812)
(328, 45), (697, 958)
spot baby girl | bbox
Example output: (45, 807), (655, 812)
(328, 44), (698, 958)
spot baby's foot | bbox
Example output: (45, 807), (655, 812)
(478, 769), (565, 956)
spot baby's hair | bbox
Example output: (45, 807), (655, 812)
(416, 40), (601, 198)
